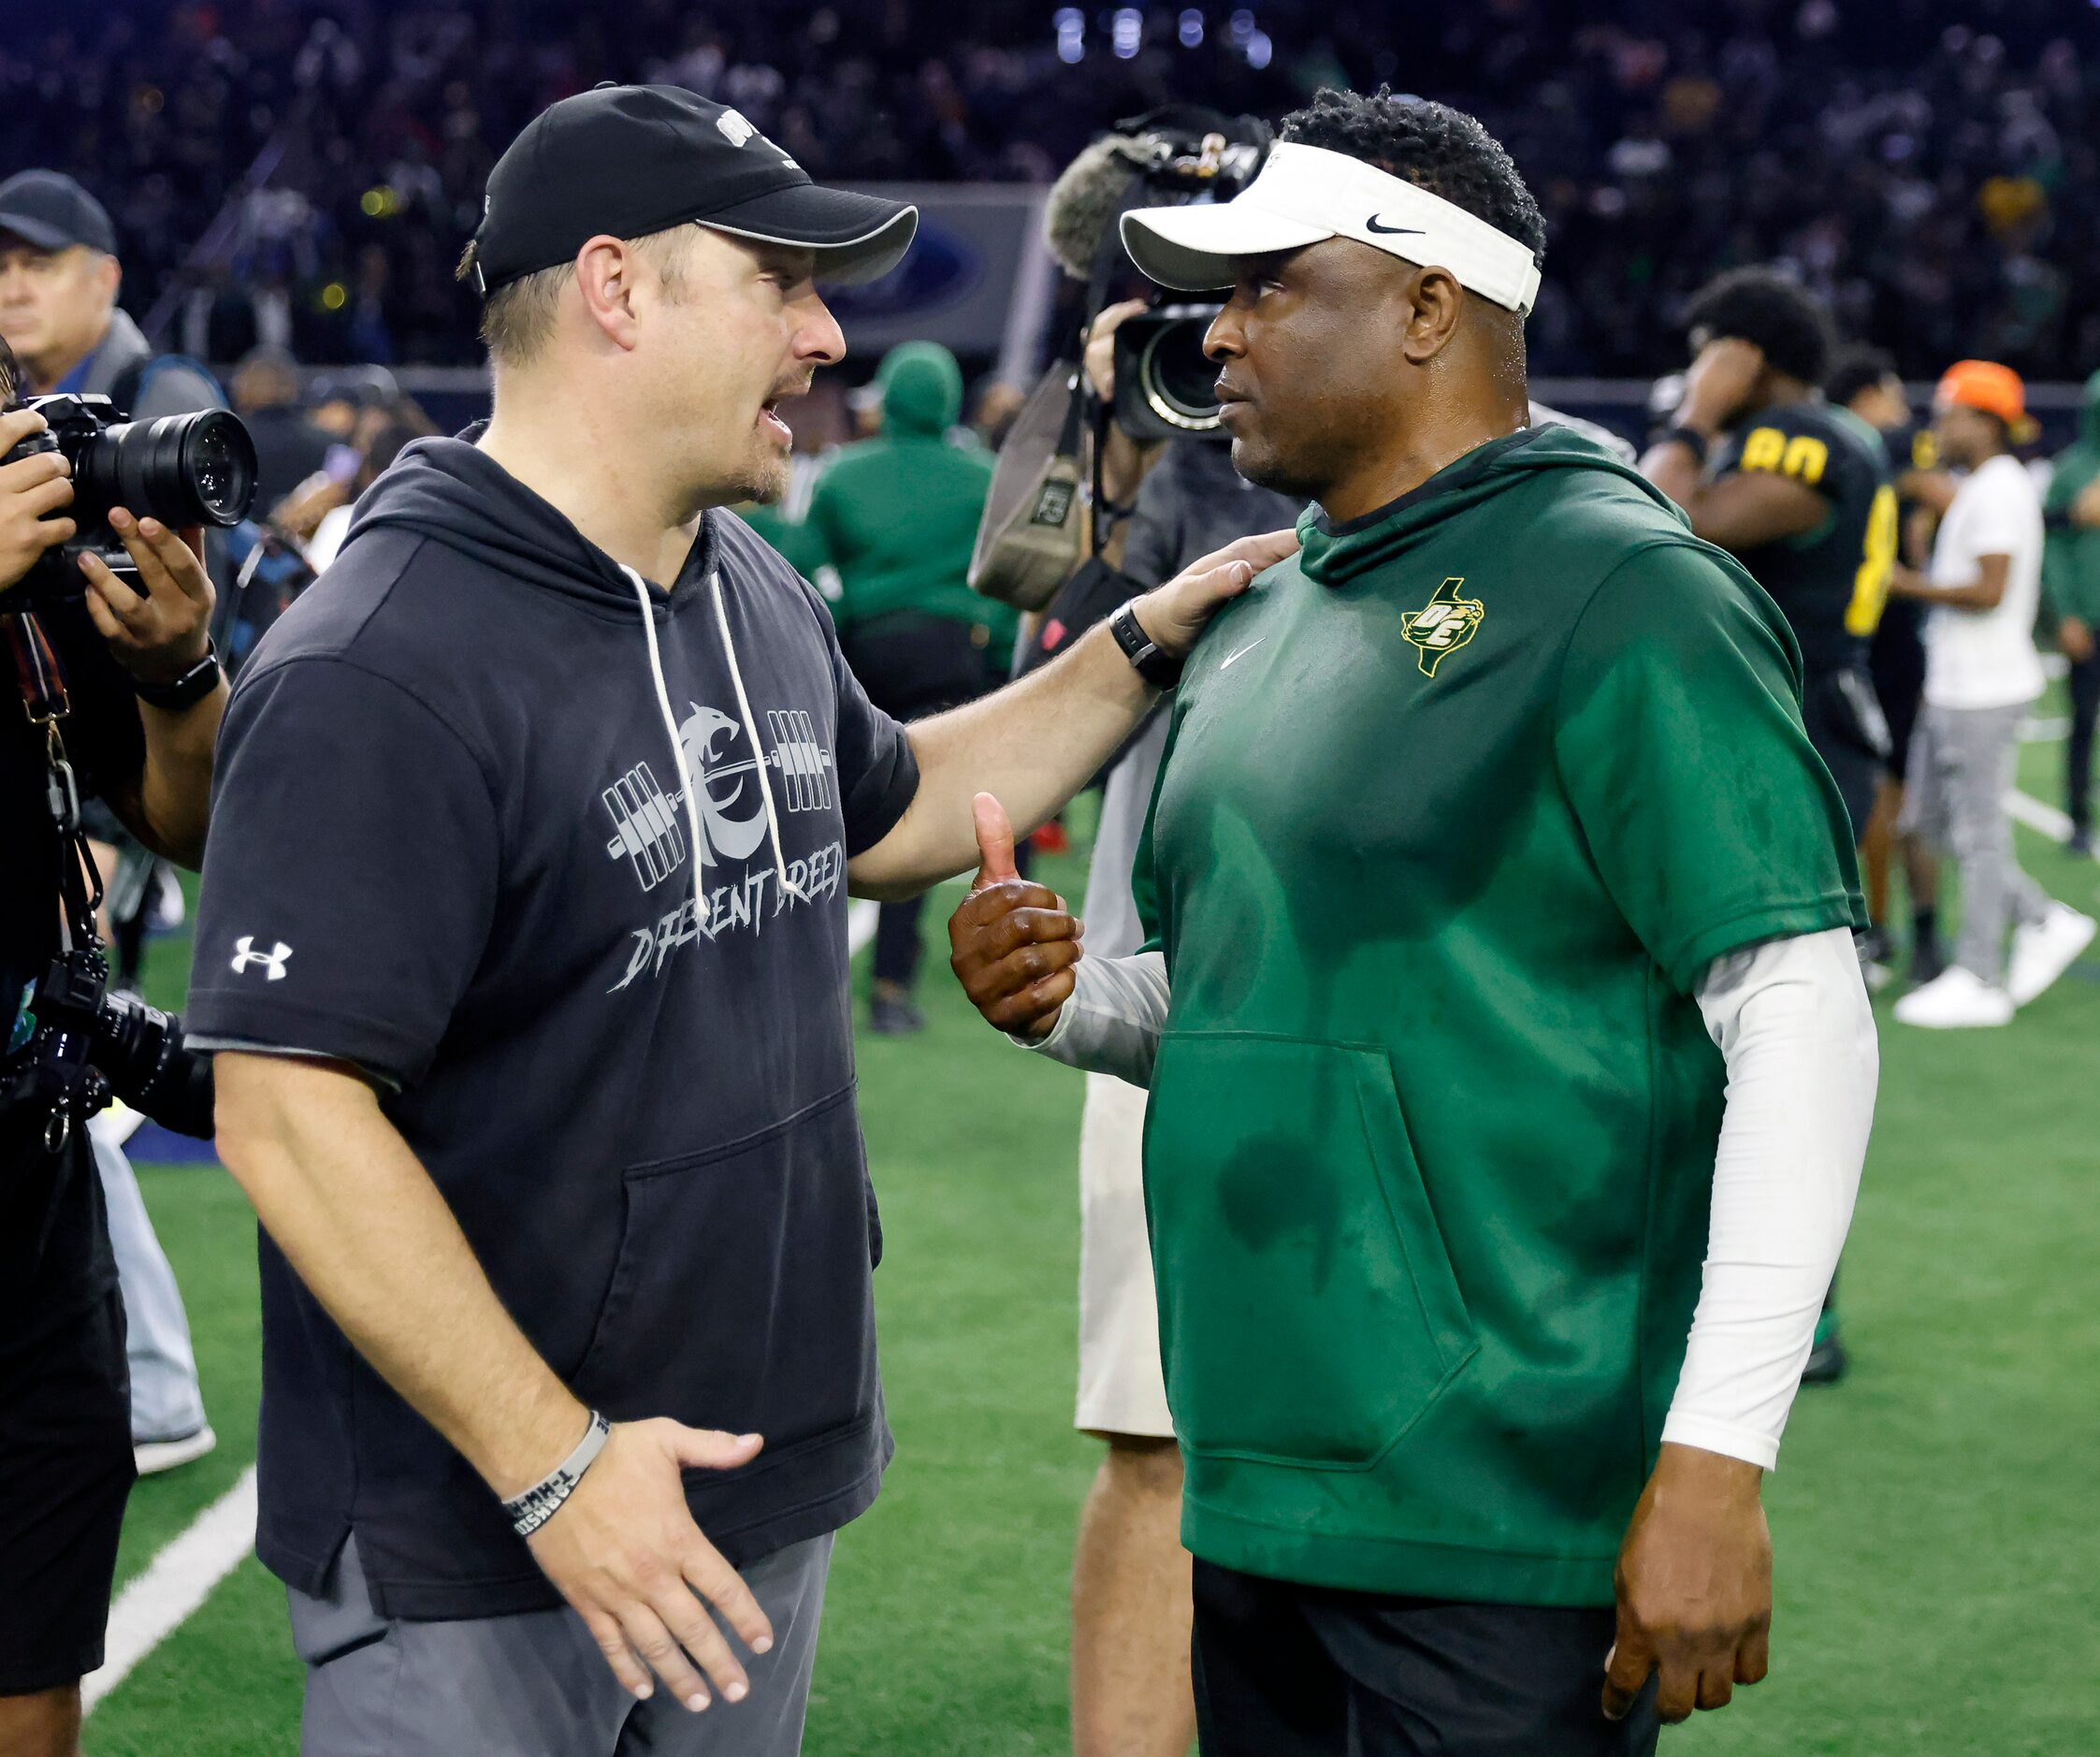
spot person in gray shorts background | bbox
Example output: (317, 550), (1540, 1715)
(1890, 360), (2096, 1029)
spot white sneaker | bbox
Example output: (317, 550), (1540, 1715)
(135, 1423), (216, 1476)
(2008, 903), (2097, 1007)
(1893, 966), (2015, 1028)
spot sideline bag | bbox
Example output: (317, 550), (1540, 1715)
(968, 361), (1088, 612)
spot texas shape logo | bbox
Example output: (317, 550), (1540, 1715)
(1400, 576), (1484, 677)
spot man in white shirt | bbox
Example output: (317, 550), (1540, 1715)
(1890, 360), (2095, 1027)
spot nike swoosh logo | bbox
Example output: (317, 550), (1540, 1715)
(1365, 216), (1426, 236)
(1220, 639), (1265, 671)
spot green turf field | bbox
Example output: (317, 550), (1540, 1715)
(82, 732), (2100, 1756)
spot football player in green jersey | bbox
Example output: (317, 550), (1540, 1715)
(949, 89), (1876, 1757)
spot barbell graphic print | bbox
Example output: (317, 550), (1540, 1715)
(603, 710), (834, 893)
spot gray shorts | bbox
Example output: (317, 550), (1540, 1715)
(289, 1530), (833, 1757)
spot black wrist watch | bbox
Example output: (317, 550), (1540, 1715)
(131, 641), (223, 712)
(1108, 601), (1183, 690)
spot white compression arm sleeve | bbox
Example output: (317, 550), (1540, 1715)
(1663, 926), (1877, 1469)
(1017, 951), (1171, 1088)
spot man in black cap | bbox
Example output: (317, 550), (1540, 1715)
(189, 85), (1289, 1756)
(0, 171), (222, 422)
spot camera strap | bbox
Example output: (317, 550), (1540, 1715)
(7, 611), (105, 952)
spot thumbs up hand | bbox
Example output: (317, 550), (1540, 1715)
(948, 792), (1084, 1041)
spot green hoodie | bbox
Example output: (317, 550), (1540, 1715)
(1131, 426), (1862, 1605)
(2043, 370), (2100, 625)
(804, 342), (1014, 646)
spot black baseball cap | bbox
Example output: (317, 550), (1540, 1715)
(0, 169), (118, 256)
(469, 84), (917, 296)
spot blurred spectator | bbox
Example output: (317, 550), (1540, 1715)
(2042, 370), (2100, 857)
(970, 377), (1027, 452)
(306, 365), (400, 440)
(4, 3), (2096, 376)
(276, 399), (437, 572)
(803, 341), (1013, 1035)
(230, 343), (332, 515)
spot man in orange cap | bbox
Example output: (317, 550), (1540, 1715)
(1887, 361), (2095, 1026)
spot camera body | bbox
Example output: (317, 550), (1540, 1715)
(1, 391), (257, 611)
(7, 942), (215, 1143)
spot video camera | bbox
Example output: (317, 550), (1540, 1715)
(969, 109), (1269, 611)
(1096, 116), (1268, 442)
(1, 389), (257, 614)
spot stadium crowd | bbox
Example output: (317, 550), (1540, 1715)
(3, 1), (2097, 374)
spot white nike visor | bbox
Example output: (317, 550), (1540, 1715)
(1120, 140), (1542, 316)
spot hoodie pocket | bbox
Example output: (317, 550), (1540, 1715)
(571, 1085), (879, 1445)
(1144, 1033), (1476, 1470)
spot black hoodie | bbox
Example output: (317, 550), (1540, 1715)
(188, 437), (920, 1619)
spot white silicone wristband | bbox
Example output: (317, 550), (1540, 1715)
(502, 1410), (612, 1538)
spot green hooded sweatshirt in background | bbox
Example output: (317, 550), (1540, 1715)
(804, 341), (1016, 653)
(2043, 370), (2100, 628)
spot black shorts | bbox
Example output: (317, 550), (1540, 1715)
(1869, 615), (1927, 784)
(1802, 668), (1888, 843)
(0, 1290), (134, 1694)
(1191, 1560), (1660, 1757)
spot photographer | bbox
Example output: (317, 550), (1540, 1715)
(0, 385), (224, 1752)
(0, 171), (223, 424)
(2, 171), (223, 1480)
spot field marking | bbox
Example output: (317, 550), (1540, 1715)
(848, 897), (878, 954)
(2007, 789), (2078, 844)
(84, 1465), (258, 1713)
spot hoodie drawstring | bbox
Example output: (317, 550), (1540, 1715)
(709, 571), (805, 902)
(622, 564), (804, 928)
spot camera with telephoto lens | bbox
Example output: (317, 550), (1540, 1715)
(1, 390), (257, 613)
(8, 943), (216, 1144)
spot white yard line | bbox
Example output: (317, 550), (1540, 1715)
(83, 1465), (258, 1713)
(847, 897), (879, 955)
(2006, 789), (2078, 844)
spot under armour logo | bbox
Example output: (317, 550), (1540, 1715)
(717, 109), (758, 147)
(230, 937), (293, 980)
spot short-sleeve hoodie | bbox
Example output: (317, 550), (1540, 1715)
(189, 436), (919, 1618)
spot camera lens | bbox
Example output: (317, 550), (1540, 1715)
(91, 988), (217, 1140)
(1137, 316), (1223, 432)
(75, 409), (259, 530)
